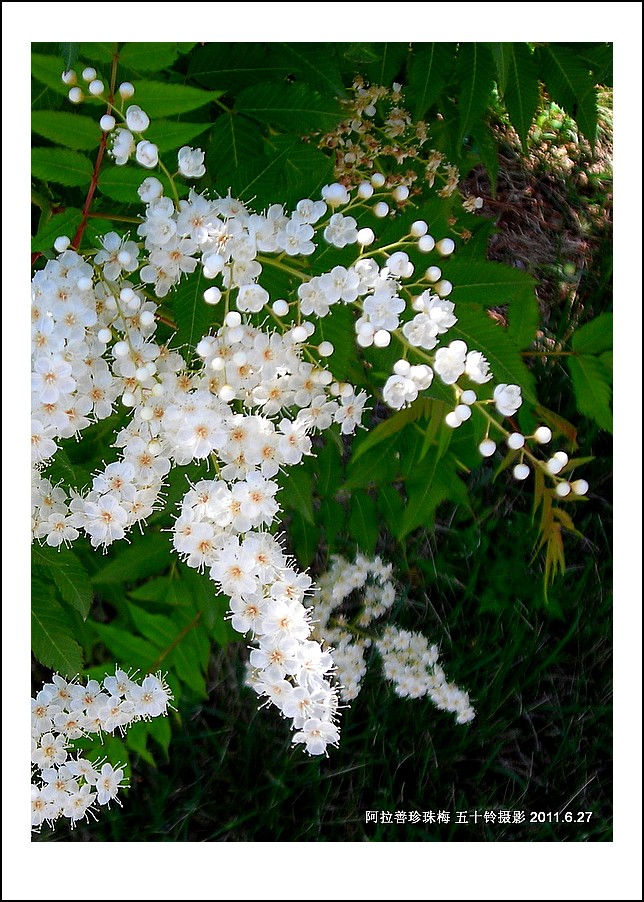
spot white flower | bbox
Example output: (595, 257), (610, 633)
(493, 383), (522, 416)
(111, 128), (135, 165)
(138, 176), (164, 202)
(136, 140), (159, 169)
(293, 717), (340, 755)
(178, 145), (206, 179)
(465, 350), (492, 384)
(433, 340), (468, 384)
(125, 105), (150, 132)
(126, 674), (172, 719)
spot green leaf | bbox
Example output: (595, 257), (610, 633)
(32, 592), (83, 676)
(171, 268), (217, 353)
(235, 81), (344, 132)
(124, 720), (155, 766)
(32, 110), (102, 151)
(399, 450), (468, 540)
(537, 44), (598, 143)
(279, 467), (315, 525)
(351, 399), (431, 462)
(456, 42), (496, 145)
(32, 147), (93, 187)
(488, 42), (514, 93)
(289, 510), (318, 568)
(32, 52), (74, 96)
(59, 42), (80, 71)
(130, 80), (223, 118)
(144, 119), (212, 153)
(502, 43), (539, 148)
(567, 355), (613, 432)
(220, 134), (333, 210)
(348, 493), (378, 555)
(407, 43), (455, 120)
(129, 577), (177, 604)
(147, 712), (172, 757)
(32, 208), (82, 253)
(189, 42), (293, 91)
(127, 603), (179, 649)
(92, 622), (158, 669)
(314, 440), (343, 497)
(442, 258), (539, 351)
(276, 42), (347, 97)
(344, 434), (400, 491)
(362, 43), (410, 87)
(377, 485), (405, 535)
(32, 545), (93, 619)
(468, 120), (500, 189)
(92, 532), (171, 585)
(208, 113), (264, 172)
(571, 313), (612, 355)
(118, 42), (180, 72)
(79, 42), (117, 64)
(97, 165), (186, 204)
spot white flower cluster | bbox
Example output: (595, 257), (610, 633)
(312, 555), (475, 724)
(30, 65), (584, 768)
(31, 670), (172, 830)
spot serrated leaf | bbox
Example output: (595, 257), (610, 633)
(124, 720), (155, 765)
(209, 113), (264, 172)
(352, 399), (431, 462)
(377, 485), (405, 535)
(92, 622), (158, 669)
(279, 467), (315, 524)
(289, 509), (318, 568)
(456, 42), (496, 145)
(398, 449), (467, 540)
(32, 52), (74, 96)
(314, 440), (343, 497)
(119, 42), (180, 72)
(32, 208), (82, 253)
(442, 258), (538, 352)
(79, 42), (117, 64)
(92, 532), (171, 585)
(362, 43), (410, 87)
(568, 354), (613, 432)
(407, 43), (455, 120)
(345, 434), (400, 491)
(348, 493), (378, 555)
(128, 577), (175, 603)
(488, 42), (514, 93)
(236, 81), (344, 132)
(32, 110), (102, 151)
(571, 313), (612, 355)
(503, 43), (539, 148)
(276, 42), (347, 97)
(189, 42), (293, 91)
(537, 44), (598, 143)
(32, 147), (93, 187)
(130, 80), (222, 118)
(32, 593), (83, 676)
(59, 42), (80, 71)
(144, 119), (212, 153)
(147, 712), (172, 757)
(127, 603), (179, 649)
(33, 545), (93, 619)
